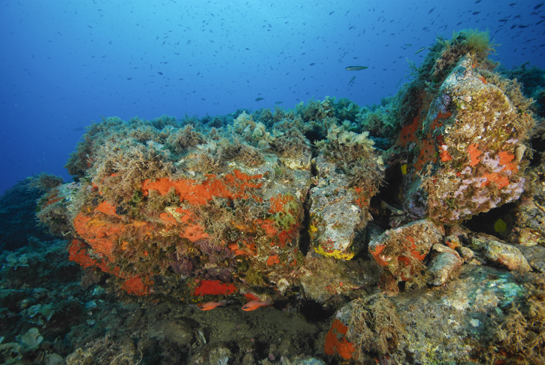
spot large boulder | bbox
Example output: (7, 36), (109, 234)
(397, 54), (533, 224)
(37, 109), (383, 301)
(324, 265), (527, 364)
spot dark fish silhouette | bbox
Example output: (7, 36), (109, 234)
(345, 66), (368, 71)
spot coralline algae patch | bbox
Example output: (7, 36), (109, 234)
(324, 319), (356, 360)
(141, 169), (264, 205)
(68, 238), (154, 296)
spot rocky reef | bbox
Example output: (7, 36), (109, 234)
(2, 30), (543, 364)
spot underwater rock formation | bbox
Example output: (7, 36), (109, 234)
(310, 122), (384, 260)
(9, 29), (544, 365)
(321, 30), (545, 364)
(398, 53), (533, 224)
(35, 29), (544, 310)
(36, 106), (382, 302)
(368, 219), (443, 288)
(325, 265), (531, 364)
(0, 173), (61, 251)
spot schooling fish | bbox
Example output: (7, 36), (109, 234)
(241, 299), (272, 311)
(345, 65), (368, 71)
(198, 300), (227, 311)
(255, 97), (264, 101)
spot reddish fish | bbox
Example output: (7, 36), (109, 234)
(242, 299), (272, 311)
(198, 300), (227, 311)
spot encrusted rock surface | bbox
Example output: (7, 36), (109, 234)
(326, 265), (527, 364)
(368, 220), (444, 284)
(397, 54), (533, 224)
(470, 233), (532, 272)
(427, 243), (464, 286)
(309, 155), (371, 260)
(517, 244), (545, 273)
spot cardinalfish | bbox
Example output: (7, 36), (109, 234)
(242, 299), (272, 311)
(197, 300), (227, 311)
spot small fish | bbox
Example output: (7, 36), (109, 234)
(348, 76), (356, 85)
(242, 299), (272, 311)
(198, 300), (227, 311)
(157, 72), (163, 75)
(345, 65), (368, 71)
(404, 43), (412, 47)
(415, 47), (426, 55)
(494, 218), (507, 234)
(275, 101), (283, 104)
(255, 97), (264, 101)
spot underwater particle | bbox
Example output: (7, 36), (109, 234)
(494, 218), (507, 234)
(345, 66), (368, 71)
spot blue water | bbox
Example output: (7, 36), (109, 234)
(1, 0), (544, 195)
